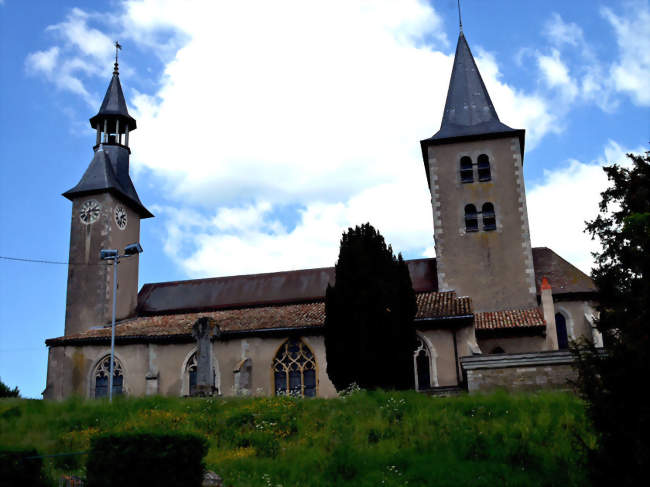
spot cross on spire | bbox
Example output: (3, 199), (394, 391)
(457, 0), (463, 32)
(113, 41), (122, 75)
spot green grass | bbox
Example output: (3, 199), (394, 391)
(0, 390), (595, 486)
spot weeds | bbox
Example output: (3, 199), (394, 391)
(0, 390), (593, 486)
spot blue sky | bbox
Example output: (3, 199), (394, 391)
(1, 0), (648, 398)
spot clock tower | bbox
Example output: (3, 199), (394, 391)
(62, 53), (153, 336)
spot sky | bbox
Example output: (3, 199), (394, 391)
(0, 0), (648, 398)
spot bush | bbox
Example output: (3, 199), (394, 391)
(86, 432), (207, 487)
(0, 448), (48, 487)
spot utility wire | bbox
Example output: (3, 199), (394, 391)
(0, 256), (107, 266)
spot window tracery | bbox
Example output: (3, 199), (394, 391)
(273, 338), (317, 397)
(413, 336), (432, 391)
(94, 356), (124, 398)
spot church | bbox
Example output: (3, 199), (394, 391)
(43, 30), (601, 400)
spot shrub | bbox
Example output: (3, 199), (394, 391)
(86, 432), (207, 487)
(0, 448), (48, 487)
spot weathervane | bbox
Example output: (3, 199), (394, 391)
(113, 41), (122, 75)
(457, 0), (463, 33)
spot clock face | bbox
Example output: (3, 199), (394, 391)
(79, 199), (101, 225)
(114, 205), (128, 230)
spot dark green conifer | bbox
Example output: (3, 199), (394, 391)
(324, 223), (417, 390)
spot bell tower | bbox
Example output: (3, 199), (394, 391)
(420, 31), (536, 312)
(62, 46), (153, 336)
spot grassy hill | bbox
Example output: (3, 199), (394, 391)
(0, 390), (594, 486)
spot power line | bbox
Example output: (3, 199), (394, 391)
(0, 256), (107, 266)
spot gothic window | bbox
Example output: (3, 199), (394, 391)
(555, 313), (569, 349)
(273, 338), (316, 397)
(186, 353), (198, 396)
(464, 204), (478, 232)
(482, 203), (496, 231)
(460, 156), (473, 183)
(477, 154), (491, 181)
(94, 356), (124, 398)
(413, 336), (432, 391)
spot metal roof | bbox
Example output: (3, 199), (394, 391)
(135, 248), (594, 317)
(137, 258), (438, 315)
(62, 146), (153, 218)
(420, 32), (525, 186)
(89, 73), (136, 131)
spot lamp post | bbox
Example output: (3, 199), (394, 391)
(100, 242), (143, 402)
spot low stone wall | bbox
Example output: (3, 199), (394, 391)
(461, 350), (577, 393)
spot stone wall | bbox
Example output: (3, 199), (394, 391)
(461, 350), (577, 393)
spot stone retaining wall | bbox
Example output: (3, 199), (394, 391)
(461, 350), (577, 393)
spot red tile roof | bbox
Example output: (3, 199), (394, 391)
(474, 307), (546, 331)
(47, 291), (472, 346)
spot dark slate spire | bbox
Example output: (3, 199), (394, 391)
(63, 147), (153, 218)
(431, 32), (519, 141)
(419, 32), (525, 188)
(64, 45), (152, 218)
(88, 57), (136, 132)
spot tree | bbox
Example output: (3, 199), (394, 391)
(324, 223), (417, 391)
(573, 151), (650, 486)
(0, 377), (20, 398)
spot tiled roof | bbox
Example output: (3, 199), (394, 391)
(532, 247), (596, 296)
(474, 308), (545, 331)
(47, 291), (471, 346)
(415, 291), (471, 319)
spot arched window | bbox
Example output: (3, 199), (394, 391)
(186, 353), (198, 396)
(477, 154), (491, 181)
(460, 156), (473, 183)
(94, 356), (123, 398)
(555, 313), (569, 349)
(482, 203), (496, 231)
(464, 204), (478, 232)
(273, 338), (316, 397)
(491, 346), (505, 354)
(413, 336), (431, 391)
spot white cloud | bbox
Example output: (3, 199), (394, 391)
(602, 2), (650, 106)
(30, 1), (564, 279)
(25, 8), (121, 106)
(536, 4), (650, 110)
(25, 47), (60, 75)
(544, 13), (584, 48)
(537, 49), (578, 100)
(527, 140), (643, 275)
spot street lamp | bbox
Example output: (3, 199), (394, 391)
(100, 242), (143, 402)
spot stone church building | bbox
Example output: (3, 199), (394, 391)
(43, 31), (601, 400)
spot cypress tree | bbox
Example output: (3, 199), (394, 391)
(324, 223), (417, 390)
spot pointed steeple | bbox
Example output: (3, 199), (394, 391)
(419, 31), (525, 188)
(64, 45), (152, 219)
(432, 32), (519, 141)
(89, 42), (136, 133)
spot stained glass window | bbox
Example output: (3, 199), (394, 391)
(273, 338), (317, 397)
(94, 356), (124, 398)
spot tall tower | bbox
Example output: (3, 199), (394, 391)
(420, 32), (536, 312)
(62, 52), (153, 336)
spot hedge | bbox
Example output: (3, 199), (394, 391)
(86, 432), (207, 487)
(0, 448), (48, 487)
